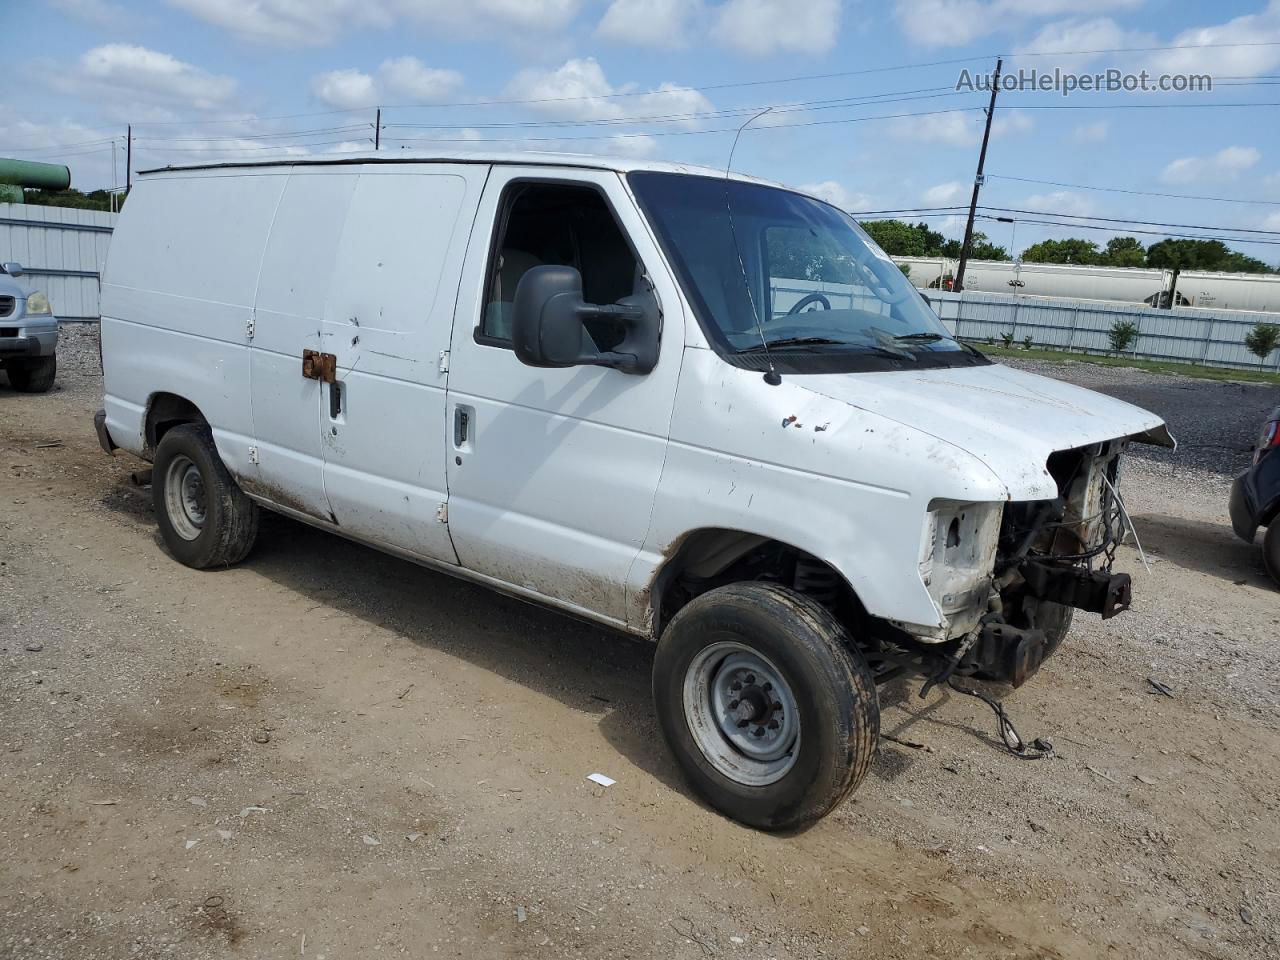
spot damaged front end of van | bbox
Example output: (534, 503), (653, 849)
(908, 426), (1174, 690)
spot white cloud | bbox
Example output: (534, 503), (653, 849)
(890, 108), (1031, 146)
(1261, 210), (1280, 231)
(1071, 120), (1109, 143)
(798, 181), (873, 211)
(311, 69), (379, 110)
(598, 0), (702, 48)
(713, 0), (841, 55)
(507, 58), (713, 125)
(1147, 2), (1280, 78)
(922, 181), (965, 205)
(379, 56), (463, 102)
(1160, 146), (1261, 184)
(892, 0), (1142, 49)
(1014, 17), (1154, 66)
(166, 0), (584, 47)
(311, 58), (463, 109)
(1024, 190), (1096, 217)
(48, 44), (237, 121)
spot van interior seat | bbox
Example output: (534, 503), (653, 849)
(486, 247), (544, 340)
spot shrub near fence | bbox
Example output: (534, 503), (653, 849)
(923, 290), (1280, 372)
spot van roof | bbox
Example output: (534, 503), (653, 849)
(137, 148), (789, 190)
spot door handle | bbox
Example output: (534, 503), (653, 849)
(329, 381), (343, 419)
(302, 349), (337, 383)
(453, 406), (470, 446)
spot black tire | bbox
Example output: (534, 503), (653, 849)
(1265, 523), (1280, 588)
(653, 582), (879, 831)
(1037, 601), (1074, 660)
(152, 423), (259, 569)
(8, 356), (56, 393)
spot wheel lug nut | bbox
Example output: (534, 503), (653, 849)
(762, 682), (772, 691)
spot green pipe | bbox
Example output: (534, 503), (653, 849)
(0, 159), (72, 190)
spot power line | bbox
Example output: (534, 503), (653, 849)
(974, 214), (1280, 247)
(135, 124), (369, 143)
(852, 203), (1280, 239)
(986, 174), (1280, 206)
(386, 88), (969, 131)
(979, 206), (1280, 237)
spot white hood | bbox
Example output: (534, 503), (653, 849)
(799, 361), (1174, 501)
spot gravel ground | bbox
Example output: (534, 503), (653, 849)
(1, 327), (1277, 960)
(999, 356), (1280, 475)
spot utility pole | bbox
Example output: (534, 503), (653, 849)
(126, 124), (132, 192)
(374, 108), (381, 150)
(954, 57), (1002, 293)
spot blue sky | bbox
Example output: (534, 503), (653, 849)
(7, 0), (1280, 262)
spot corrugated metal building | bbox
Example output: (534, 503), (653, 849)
(0, 202), (115, 321)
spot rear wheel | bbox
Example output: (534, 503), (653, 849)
(653, 582), (879, 831)
(152, 424), (259, 568)
(7, 356), (56, 393)
(1265, 523), (1280, 588)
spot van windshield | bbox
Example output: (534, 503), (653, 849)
(628, 172), (988, 374)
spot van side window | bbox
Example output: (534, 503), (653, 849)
(479, 182), (640, 349)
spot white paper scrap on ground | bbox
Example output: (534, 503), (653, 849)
(586, 773), (616, 787)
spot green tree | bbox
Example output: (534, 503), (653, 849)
(1145, 238), (1273, 273)
(1021, 238), (1102, 265)
(21, 187), (119, 211)
(1100, 236), (1146, 267)
(858, 219), (947, 257)
(1244, 322), (1280, 366)
(939, 232), (1009, 261)
(1108, 319), (1139, 353)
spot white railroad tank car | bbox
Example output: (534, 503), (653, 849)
(1175, 271), (1280, 313)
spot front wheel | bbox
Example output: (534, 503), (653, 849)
(1265, 523), (1280, 588)
(7, 356), (56, 393)
(653, 582), (879, 831)
(152, 424), (259, 569)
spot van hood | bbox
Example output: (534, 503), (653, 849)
(798, 361), (1174, 501)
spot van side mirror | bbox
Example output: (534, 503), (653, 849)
(511, 265), (658, 375)
(1, 262), (23, 277)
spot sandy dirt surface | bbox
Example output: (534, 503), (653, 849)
(1, 329), (1278, 959)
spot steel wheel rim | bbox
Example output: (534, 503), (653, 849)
(164, 455), (206, 541)
(682, 640), (800, 786)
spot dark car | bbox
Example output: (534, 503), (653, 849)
(1230, 406), (1280, 585)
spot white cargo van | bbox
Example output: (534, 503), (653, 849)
(95, 152), (1172, 830)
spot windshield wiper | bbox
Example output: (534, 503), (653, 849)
(893, 332), (947, 343)
(737, 336), (850, 353)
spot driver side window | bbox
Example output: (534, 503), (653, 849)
(479, 181), (642, 350)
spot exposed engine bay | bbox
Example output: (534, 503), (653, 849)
(872, 440), (1140, 690)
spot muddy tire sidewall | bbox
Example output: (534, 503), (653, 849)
(152, 424), (258, 569)
(652, 582), (879, 831)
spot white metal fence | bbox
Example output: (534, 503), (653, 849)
(924, 290), (1280, 372)
(0, 202), (115, 321)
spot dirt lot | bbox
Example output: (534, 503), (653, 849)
(2, 328), (1278, 960)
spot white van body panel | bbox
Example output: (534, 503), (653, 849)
(100, 169), (287, 473)
(100, 151), (1170, 645)
(444, 167), (685, 624)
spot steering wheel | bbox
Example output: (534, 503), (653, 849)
(787, 293), (832, 315)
